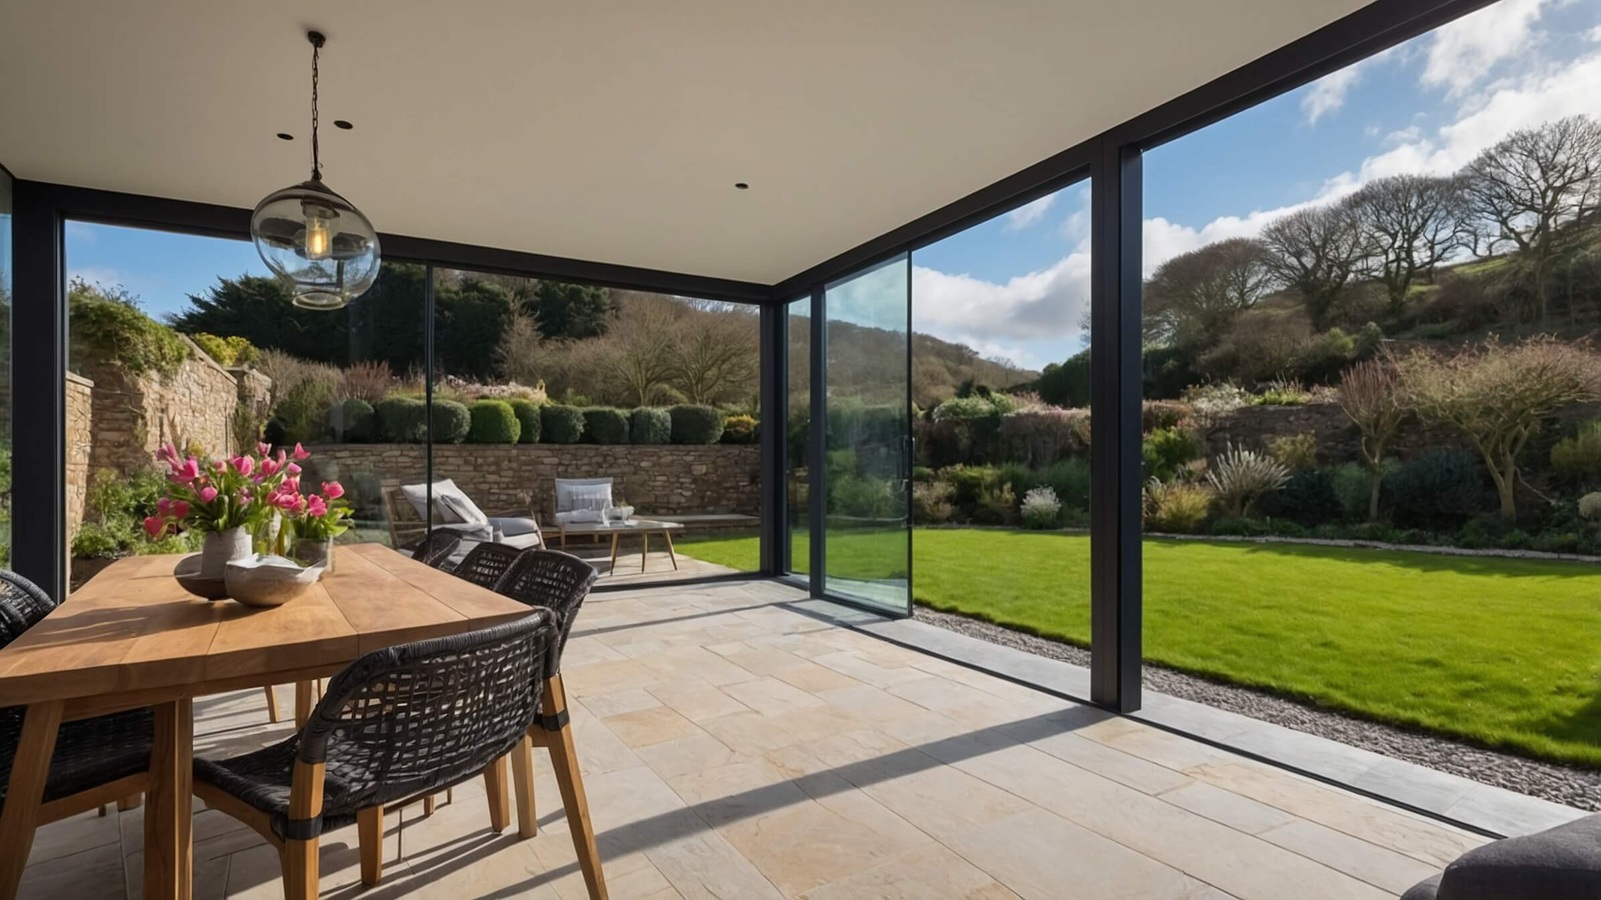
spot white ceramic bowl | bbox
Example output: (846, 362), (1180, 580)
(223, 555), (324, 608)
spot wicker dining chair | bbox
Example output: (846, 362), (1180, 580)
(0, 570), (153, 867)
(487, 550), (607, 898)
(193, 611), (558, 900)
(410, 529), (464, 570)
(453, 542), (525, 589)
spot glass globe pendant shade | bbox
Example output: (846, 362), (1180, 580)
(250, 179), (381, 310)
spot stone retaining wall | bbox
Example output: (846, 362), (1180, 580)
(66, 373), (93, 540)
(304, 443), (762, 523)
(85, 335), (245, 477)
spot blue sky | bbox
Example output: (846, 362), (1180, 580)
(67, 0), (1601, 371)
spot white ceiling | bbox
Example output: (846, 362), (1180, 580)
(0, 0), (1369, 285)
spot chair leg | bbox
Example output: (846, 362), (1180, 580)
(264, 685), (281, 723)
(358, 806), (383, 885)
(423, 794), (436, 817)
(484, 755), (511, 833)
(281, 838), (320, 900)
(511, 734), (537, 839)
(545, 675), (608, 900)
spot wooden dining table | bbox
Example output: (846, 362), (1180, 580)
(0, 543), (536, 900)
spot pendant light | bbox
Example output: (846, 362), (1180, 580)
(250, 31), (380, 310)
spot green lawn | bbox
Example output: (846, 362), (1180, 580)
(677, 528), (1601, 767)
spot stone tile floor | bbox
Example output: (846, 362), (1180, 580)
(20, 579), (1485, 899)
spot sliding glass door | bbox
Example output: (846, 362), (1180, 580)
(820, 255), (911, 614)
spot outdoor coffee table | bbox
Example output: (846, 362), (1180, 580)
(558, 518), (683, 574)
(0, 544), (538, 900)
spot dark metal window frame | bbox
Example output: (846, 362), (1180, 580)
(5, 0), (1497, 714)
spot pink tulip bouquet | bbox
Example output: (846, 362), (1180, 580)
(145, 442), (349, 553)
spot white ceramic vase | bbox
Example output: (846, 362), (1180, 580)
(198, 526), (252, 580)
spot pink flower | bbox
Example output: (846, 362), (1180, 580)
(293, 443), (310, 461)
(213, 460), (227, 473)
(258, 442), (272, 457)
(143, 516), (166, 539)
(171, 500), (190, 520)
(199, 486), (219, 503)
(286, 463), (302, 477)
(156, 444), (179, 465)
(169, 458), (201, 484)
(259, 457), (281, 478)
(306, 495), (329, 517)
(231, 456), (254, 477)
(284, 477), (300, 494)
(323, 481), (345, 500)
(156, 497), (171, 517)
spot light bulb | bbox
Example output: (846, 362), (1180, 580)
(304, 214), (332, 260)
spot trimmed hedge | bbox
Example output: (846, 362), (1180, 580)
(541, 404), (585, 444)
(669, 405), (724, 444)
(467, 400), (521, 444)
(630, 407), (672, 444)
(509, 399), (542, 444)
(582, 407), (630, 444)
(375, 397), (428, 443)
(431, 399), (472, 444)
(329, 398), (375, 442)
(721, 414), (758, 444)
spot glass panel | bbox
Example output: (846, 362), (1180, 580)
(910, 182), (1092, 644)
(786, 295), (811, 577)
(1140, 0), (1601, 784)
(63, 222), (425, 592)
(0, 170), (11, 567)
(431, 269), (762, 582)
(824, 255), (911, 612)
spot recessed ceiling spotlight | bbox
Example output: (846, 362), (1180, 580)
(334, 120), (353, 130)
(734, 182), (749, 190)
(276, 133), (294, 141)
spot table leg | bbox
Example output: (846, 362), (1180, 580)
(294, 680), (315, 729)
(0, 700), (64, 899)
(641, 532), (649, 573)
(662, 529), (679, 571)
(608, 533), (620, 575)
(144, 698), (194, 900)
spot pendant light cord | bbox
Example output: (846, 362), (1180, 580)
(309, 32), (323, 182)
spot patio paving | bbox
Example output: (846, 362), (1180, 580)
(19, 578), (1490, 899)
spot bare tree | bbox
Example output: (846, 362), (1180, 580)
(1344, 174), (1473, 315)
(1464, 115), (1601, 322)
(1402, 336), (1601, 520)
(1336, 358), (1407, 521)
(1260, 205), (1366, 330)
(1143, 237), (1274, 346)
(669, 306), (759, 405)
(593, 298), (683, 406)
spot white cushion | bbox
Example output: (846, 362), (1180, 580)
(401, 479), (488, 526)
(555, 478), (613, 514)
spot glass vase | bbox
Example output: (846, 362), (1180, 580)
(292, 537), (335, 574)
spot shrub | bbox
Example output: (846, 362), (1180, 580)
(831, 474), (898, 519)
(1143, 478), (1213, 533)
(269, 377), (334, 445)
(1579, 492), (1601, 521)
(1331, 459), (1395, 521)
(328, 398), (375, 442)
(1142, 427), (1201, 481)
(1292, 328), (1357, 384)
(190, 333), (258, 367)
(630, 407), (672, 444)
(1383, 450), (1486, 530)
(943, 465), (1001, 511)
(669, 405), (724, 444)
(1257, 468), (1341, 526)
(467, 400), (521, 444)
(72, 467), (198, 559)
(1142, 400), (1192, 433)
(1036, 458), (1092, 513)
(1020, 487), (1062, 529)
(1550, 421), (1601, 486)
(509, 399), (542, 444)
(913, 481), (955, 525)
(431, 400), (472, 443)
(1210, 516), (1272, 537)
(932, 395), (1005, 420)
(1267, 432), (1318, 471)
(69, 282), (190, 376)
(541, 404), (586, 444)
(1000, 407), (1088, 466)
(339, 360), (394, 403)
(973, 483), (1018, 526)
(582, 407), (631, 444)
(1252, 379), (1313, 406)
(721, 414), (759, 445)
(1206, 443), (1291, 517)
(375, 397), (428, 443)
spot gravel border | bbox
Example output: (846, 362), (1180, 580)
(915, 605), (1601, 812)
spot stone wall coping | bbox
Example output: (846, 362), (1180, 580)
(176, 333), (236, 379)
(66, 371), (94, 389)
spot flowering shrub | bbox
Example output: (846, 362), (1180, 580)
(1020, 486), (1062, 529)
(999, 406), (1088, 466)
(913, 481), (955, 525)
(1205, 443), (1291, 517)
(1143, 478), (1214, 533)
(1580, 492), (1601, 522)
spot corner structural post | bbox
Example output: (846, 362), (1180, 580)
(808, 286), (827, 597)
(1089, 139), (1143, 712)
(758, 303), (786, 576)
(11, 181), (67, 601)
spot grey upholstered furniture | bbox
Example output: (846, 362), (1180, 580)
(194, 612), (557, 899)
(1402, 814), (1601, 900)
(553, 477), (614, 527)
(389, 479), (544, 552)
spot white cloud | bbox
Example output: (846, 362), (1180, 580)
(1588, 25), (1601, 42)
(1303, 66), (1362, 124)
(912, 242), (1091, 346)
(1004, 194), (1055, 231)
(1422, 0), (1550, 95)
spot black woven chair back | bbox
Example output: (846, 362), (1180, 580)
(410, 529), (463, 569)
(453, 542), (523, 588)
(0, 570), (58, 651)
(297, 611), (556, 819)
(494, 550), (598, 676)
